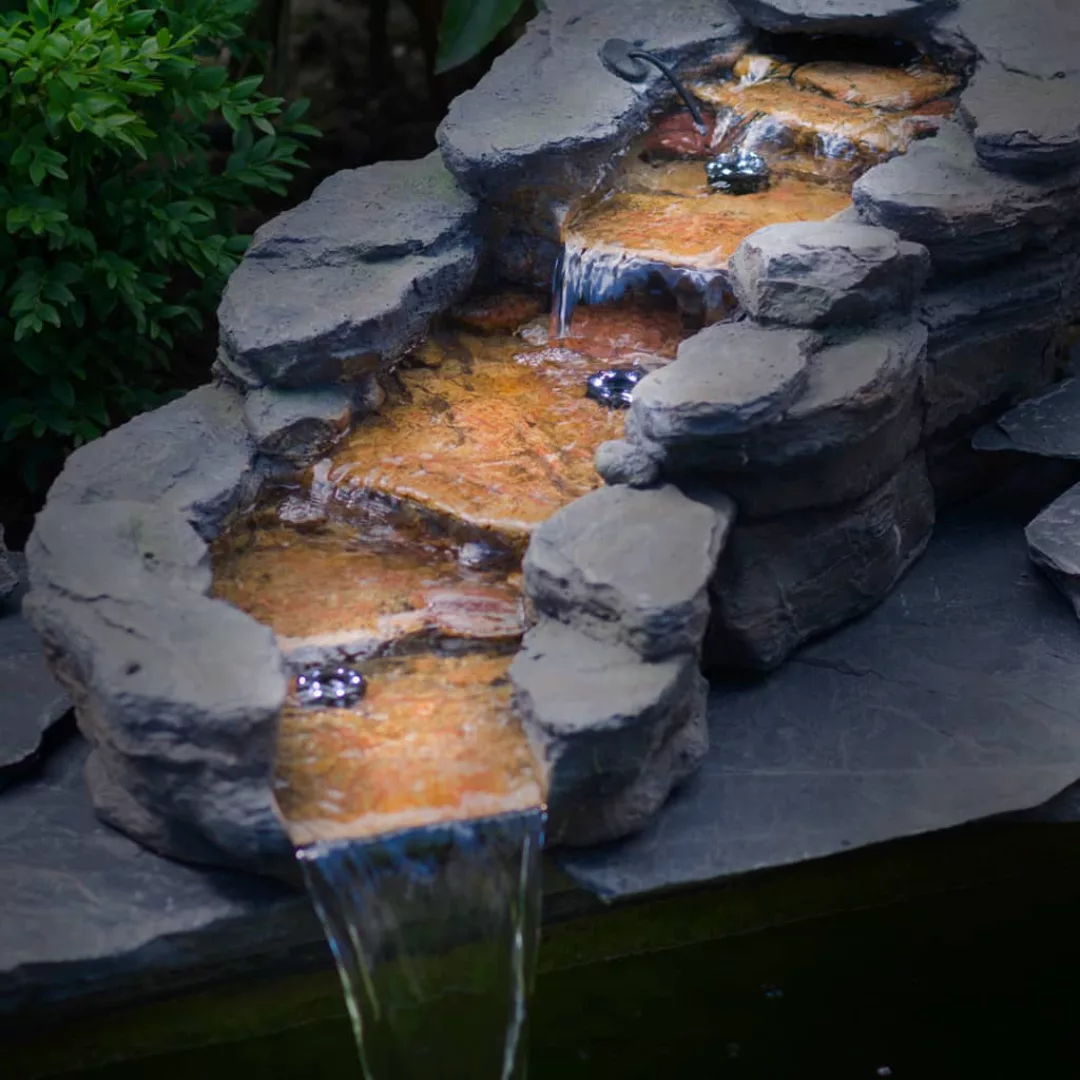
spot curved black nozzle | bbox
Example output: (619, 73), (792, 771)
(599, 38), (709, 137)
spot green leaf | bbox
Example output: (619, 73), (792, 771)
(190, 64), (228, 91)
(435, 0), (524, 74)
(233, 74), (263, 99)
(281, 98), (310, 124)
(123, 10), (155, 34)
(50, 377), (75, 408)
(4, 414), (37, 441)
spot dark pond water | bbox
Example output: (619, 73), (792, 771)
(46, 856), (1080, 1080)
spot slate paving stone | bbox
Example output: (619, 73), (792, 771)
(1025, 480), (1080, 620)
(0, 733), (320, 1023)
(0, 556), (70, 790)
(974, 377), (1080, 460)
(560, 473), (1080, 898)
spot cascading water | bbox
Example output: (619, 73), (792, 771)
(553, 239), (648, 338)
(553, 235), (729, 339)
(299, 808), (546, 1080)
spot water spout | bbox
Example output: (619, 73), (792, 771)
(299, 809), (545, 1080)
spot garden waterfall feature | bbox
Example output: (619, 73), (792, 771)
(20, 0), (1080, 1076)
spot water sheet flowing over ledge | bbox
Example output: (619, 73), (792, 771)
(298, 808), (546, 1080)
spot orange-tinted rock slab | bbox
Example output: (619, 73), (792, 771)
(322, 331), (626, 552)
(274, 652), (544, 845)
(211, 515), (523, 653)
(449, 289), (548, 334)
(793, 61), (960, 111)
(554, 302), (686, 361)
(569, 181), (852, 269)
(694, 77), (917, 164)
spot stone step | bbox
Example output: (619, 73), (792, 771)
(314, 328), (628, 553)
(273, 651), (542, 847)
(568, 180), (853, 278)
(693, 75), (924, 178)
(211, 514), (524, 661)
(523, 483), (736, 662)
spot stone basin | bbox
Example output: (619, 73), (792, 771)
(211, 512), (525, 657)
(559, 52), (957, 325)
(573, 181), (853, 269)
(313, 327), (635, 553)
(273, 652), (542, 847)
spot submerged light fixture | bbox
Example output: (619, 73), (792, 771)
(295, 663), (367, 708)
(600, 38), (709, 136)
(586, 367), (646, 408)
(706, 147), (771, 195)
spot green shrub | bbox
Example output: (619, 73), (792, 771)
(0, 0), (318, 489)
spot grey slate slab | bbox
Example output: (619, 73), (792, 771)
(0, 556), (69, 789)
(559, 477), (1080, 898)
(973, 377), (1080, 460)
(1025, 480), (1080, 620)
(0, 734), (321, 1022)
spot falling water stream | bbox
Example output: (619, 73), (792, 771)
(299, 809), (546, 1080)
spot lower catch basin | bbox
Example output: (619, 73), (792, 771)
(275, 652), (543, 846)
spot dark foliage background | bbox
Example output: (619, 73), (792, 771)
(0, 0), (535, 546)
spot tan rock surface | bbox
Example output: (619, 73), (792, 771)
(569, 182), (853, 270)
(793, 61), (959, 111)
(274, 652), (543, 845)
(321, 330), (629, 552)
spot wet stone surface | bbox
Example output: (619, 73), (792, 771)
(560, 48), (956, 318)
(211, 512), (525, 656)
(792, 60), (959, 111)
(571, 182), (854, 274)
(316, 327), (635, 553)
(274, 651), (543, 847)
